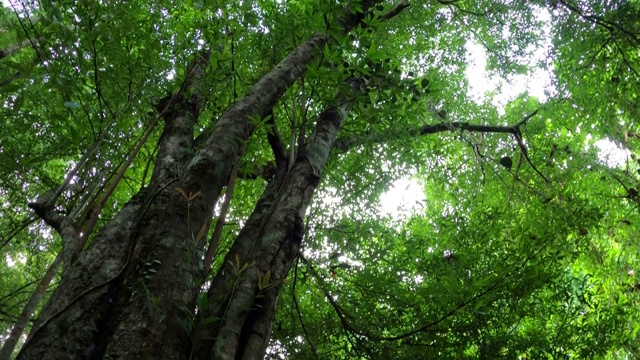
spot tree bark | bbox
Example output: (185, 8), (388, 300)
(0, 255), (60, 360)
(193, 78), (362, 360)
(16, 47), (214, 360)
(17, 2), (390, 359)
(0, 38), (33, 60)
(16, 29), (329, 360)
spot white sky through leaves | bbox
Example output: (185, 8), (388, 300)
(379, 11), (629, 218)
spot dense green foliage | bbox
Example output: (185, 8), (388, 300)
(1, 0), (639, 358)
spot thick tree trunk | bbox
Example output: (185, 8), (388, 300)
(193, 78), (361, 360)
(17, 2), (387, 358)
(17, 193), (147, 359)
(16, 33), (329, 360)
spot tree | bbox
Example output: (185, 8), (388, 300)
(1, 0), (639, 359)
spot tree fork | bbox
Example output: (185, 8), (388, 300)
(18, 1), (396, 358)
(195, 76), (362, 359)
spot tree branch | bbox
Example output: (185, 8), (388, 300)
(556, 0), (640, 45)
(27, 195), (79, 270)
(202, 162), (239, 276)
(335, 108), (541, 152)
(333, 122), (517, 152)
(0, 38), (33, 60)
(265, 108), (288, 169)
(333, 109), (550, 182)
(380, 1), (410, 21)
(27, 193), (64, 231)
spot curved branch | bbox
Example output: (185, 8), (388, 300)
(556, 0), (640, 45)
(379, 1), (410, 20)
(334, 109), (549, 182)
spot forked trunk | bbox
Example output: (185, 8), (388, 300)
(17, 2), (385, 358)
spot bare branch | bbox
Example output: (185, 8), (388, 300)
(202, 162), (239, 276)
(265, 108), (288, 169)
(0, 38), (32, 60)
(333, 110), (550, 182)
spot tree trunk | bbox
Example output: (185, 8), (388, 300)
(16, 2), (384, 358)
(16, 33), (329, 360)
(0, 255), (60, 360)
(193, 78), (360, 360)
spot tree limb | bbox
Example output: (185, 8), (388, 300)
(265, 108), (288, 169)
(0, 38), (33, 60)
(555, 0), (640, 45)
(380, 1), (410, 21)
(202, 162), (239, 277)
(333, 122), (519, 152)
(333, 109), (550, 182)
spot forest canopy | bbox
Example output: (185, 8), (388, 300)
(1, 0), (640, 359)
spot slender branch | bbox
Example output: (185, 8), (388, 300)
(68, 176), (101, 222)
(556, 0), (640, 45)
(299, 255), (356, 333)
(512, 127), (549, 183)
(79, 116), (161, 244)
(292, 258), (320, 360)
(334, 109), (549, 182)
(0, 255), (61, 360)
(139, 142), (159, 191)
(0, 71), (20, 88)
(0, 217), (37, 252)
(514, 108), (538, 128)
(40, 130), (106, 213)
(202, 162), (239, 276)
(334, 122), (517, 152)
(379, 1), (410, 20)
(612, 38), (640, 78)
(90, 38), (114, 120)
(265, 108), (287, 168)
(303, 248), (541, 343)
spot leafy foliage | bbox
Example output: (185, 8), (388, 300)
(1, 0), (639, 359)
